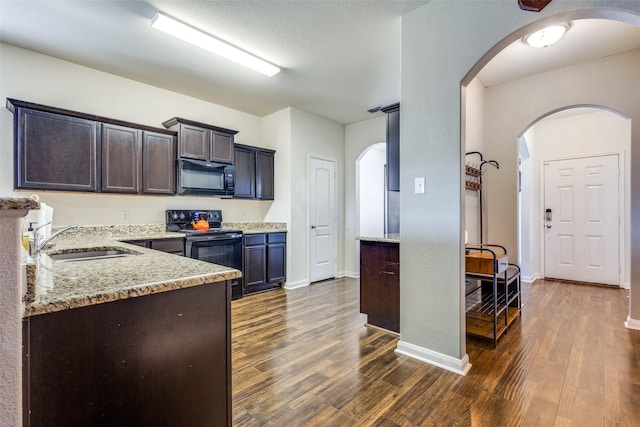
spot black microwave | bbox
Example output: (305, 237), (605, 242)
(177, 158), (235, 197)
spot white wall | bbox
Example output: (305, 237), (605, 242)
(344, 115), (387, 277)
(289, 107), (345, 285)
(400, 1), (640, 372)
(0, 43), (351, 291)
(358, 144), (386, 237)
(262, 107), (292, 224)
(527, 108), (631, 286)
(485, 49), (640, 260)
(520, 128), (537, 281)
(0, 43), (274, 225)
(464, 77), (486, 244)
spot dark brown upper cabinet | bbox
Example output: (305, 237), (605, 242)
(13, 107), (99, 192)
(381, 103), (400, 192)
(233, 143), (275, 200)
(7, 98), (176, 196)
(101, 123), (141, 193)
(162, 117), (237, 164)
(255, 149), (275, 200)
(101, 124), (176, 195)
(233, 144), (256, 198)
(142, 131), (176, 195)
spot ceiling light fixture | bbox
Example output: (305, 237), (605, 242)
(524, 23), (570, 48)
(151, 12), (280, 77)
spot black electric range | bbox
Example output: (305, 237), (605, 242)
(166, 209), (243, 300)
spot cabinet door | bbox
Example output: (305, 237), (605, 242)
(150, 238), (184, 256)
(23, 282), (230, 427)
(244, 244), (267, 292)
(178, 124), (209, 160)
(256, 150), (275, 200)
(142, 131), (176, 195)
(15, 108), (98, 192)
(211, 131), (234, 164)
(267, 242), (286, 284)
(101, 123), (141, 193)
(359, 242), (399, 333)
(233, 145), (255, 198)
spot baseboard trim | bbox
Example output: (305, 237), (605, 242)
(625, 315), (640, 331)
(521, 273), (540, 283)
(395, 340), (471, 376)
(283, 279), (310, 290)
(342, 271), (359, 279)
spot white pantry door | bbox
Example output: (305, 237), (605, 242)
(543, 155), (619, 285)
(309, 157), (336, 283)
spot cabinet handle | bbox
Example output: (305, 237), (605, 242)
(380, 271), (395, 275)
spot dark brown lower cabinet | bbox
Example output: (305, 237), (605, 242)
(243, 232), (286, 295)
(123, 237), (184, 256)
(23, 281), (231, 427)
(359, 241), (400, 333)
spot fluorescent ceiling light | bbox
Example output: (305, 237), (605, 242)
(151, 12), (280, 77)
(524, 24), (570, 48)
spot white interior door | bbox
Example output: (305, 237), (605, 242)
(309, 157), (336, 283)
(543, 155), (619, 285)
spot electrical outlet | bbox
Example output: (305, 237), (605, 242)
(242, 211), (248, 221)
(414, 177), (425, 194)
(121, 210), (130, 222)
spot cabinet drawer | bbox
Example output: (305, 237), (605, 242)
(244, 233), (266, 246)
(267, 232), (286, 244)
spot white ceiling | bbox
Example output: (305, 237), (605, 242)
(1, 2), (640, 125)
(477, 19), (640, 87)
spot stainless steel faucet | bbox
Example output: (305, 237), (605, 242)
(34, 224), (79, 256)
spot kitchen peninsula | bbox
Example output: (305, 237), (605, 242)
(357, 233), (400, 334)
(23, 224), (239, 427)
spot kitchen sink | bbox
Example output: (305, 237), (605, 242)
(49, 248), (141, 262)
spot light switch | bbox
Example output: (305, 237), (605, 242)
(414, 177), (425, 194)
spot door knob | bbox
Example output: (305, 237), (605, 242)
(546, 224), (552, 229)
(311, 225), (317, 229)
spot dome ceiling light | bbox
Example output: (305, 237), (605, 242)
(524, 23), (570, 48)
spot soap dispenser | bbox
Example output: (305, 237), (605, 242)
(23, 222), (36, 253)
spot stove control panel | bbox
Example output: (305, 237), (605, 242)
(166, 210), (222, 230)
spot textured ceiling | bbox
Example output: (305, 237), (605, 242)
(0, 0), (427, 125)
(477, 19), (640, 87)
(1, 2), (640, 125)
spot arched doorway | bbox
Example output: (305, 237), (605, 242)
(518, 106), (631, 286)
(460, 12), (640, 346)
(357, 142), (387, 237)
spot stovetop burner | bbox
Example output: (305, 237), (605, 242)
(166, 209), (241, 236)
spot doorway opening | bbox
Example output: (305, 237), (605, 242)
(354, 142), (386, 273)
(460, 11), (640, 351)
(517, 106), (630, 287)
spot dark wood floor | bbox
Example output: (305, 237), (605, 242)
(231, 278), (640, 426)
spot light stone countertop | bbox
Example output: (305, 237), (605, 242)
(356, 233), (401, 244)
(24, 225), (241, 317)
(224, 222), (287, 234)
(0, 197), (40, 211)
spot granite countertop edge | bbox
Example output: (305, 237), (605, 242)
(357, 234), (401, 243)
(24, 227), (241, 317)
(0, 197), (40, 211)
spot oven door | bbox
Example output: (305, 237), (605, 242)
(186, 233), (243, 299)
